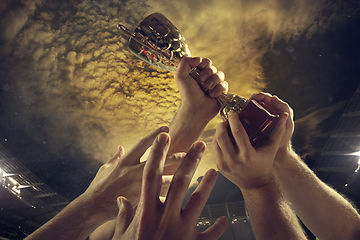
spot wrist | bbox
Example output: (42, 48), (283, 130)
(174, 103), (212, 130)
(274, 143), (295, 166)
(32, 193), (108, 240)
(168, 102), (214, 153)
(235, 173), (277, 193)
(74, 193), (111, 226)
(240, 178), (280, 199)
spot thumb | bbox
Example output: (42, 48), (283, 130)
(112, 197), (134, 237)
(259, 112), (288, 153)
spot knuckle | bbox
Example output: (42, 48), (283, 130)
(232, 128), (242, 137)
(171, 174), (188, 190)
(190, 191), (205, 205)
(151, 146), (166, 159)
(203, 58), (212, 66)
(185, 152), (201, 165)
(136, 139), (146, 148)
(227, 159), (239, 170)
(99, 163), (111, 171)
(210, 65), (217, 74)
(216, 160), (229, 172)
(144, 168), (160, 182)
(240, 151), (252, 163)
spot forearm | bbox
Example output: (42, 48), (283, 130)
(241, 180), (307, 240)
(273, 148), (360, 240)
(168, 103), (212, 154)
(25, 194), (105, 240)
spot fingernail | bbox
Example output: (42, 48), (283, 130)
(157, 133), (169, 143)
(159, 126), (169, 132)
(282, 112), (289, 119)
(220, 216), (228, 222)
(193, 141), (205, 151)
(117, 197), (123, 210)
(207, 169), (217, 176)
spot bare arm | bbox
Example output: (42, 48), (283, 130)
(24, 195), (107, 240)
(168, 56), (227, 154)
(88, 57), (227, 240)
(242, 180), (306, 240)
(25, 127), (181, 240)
(274, 147), (360, 240)
(212, 110), (307, 240)
(251, 92), (360, 240)
(111, 134), (228, 240)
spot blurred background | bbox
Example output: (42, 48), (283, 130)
(0, 0), (359, 239)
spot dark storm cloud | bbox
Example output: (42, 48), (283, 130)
(0, 0), (358, 189)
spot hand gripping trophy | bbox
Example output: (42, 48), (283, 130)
(118, 13), (279, 148)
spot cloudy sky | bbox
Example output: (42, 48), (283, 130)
(0, 0), (359, 200)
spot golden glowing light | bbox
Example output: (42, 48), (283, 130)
(0, 0), (356, 186)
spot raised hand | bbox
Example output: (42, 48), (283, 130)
(112, 133), (228, 240)
(212, 110), (288, 190)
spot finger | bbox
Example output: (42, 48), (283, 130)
(198, 216), (228, 240)
(141, 133), (170, 207)
(250, 92), (279, 115)
(227, 111), (254, 152)
(209, 79), (227, 98)
(197, 58), (212, 70)
(197, 65), (217, 84)
(108, 145), (125, 164)
(164, 141), (205, 212)
(140, 153), (185, 175)
(182, 169), (218, 226)
(271, 95), (294, 119)
(184, 56), (203, 68)
(250, 92), (272, 102)
(213, 121), (237, 159)
(124, 126), (169, 165)
(258, 112), (288, 153)
(203, 71), (223, 91)
(251, 93), (294, 136)
(112, 197), (134, 237)
(212, 137), (228, 172)
(252, 93), (291, 116)
(175, 56), (202, 81)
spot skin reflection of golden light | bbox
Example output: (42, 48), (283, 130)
(0, 0), (355, 188)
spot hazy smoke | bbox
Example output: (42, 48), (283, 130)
(0, 0), (357, 187)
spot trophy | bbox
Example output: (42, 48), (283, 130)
(118, 13), (279, 148)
